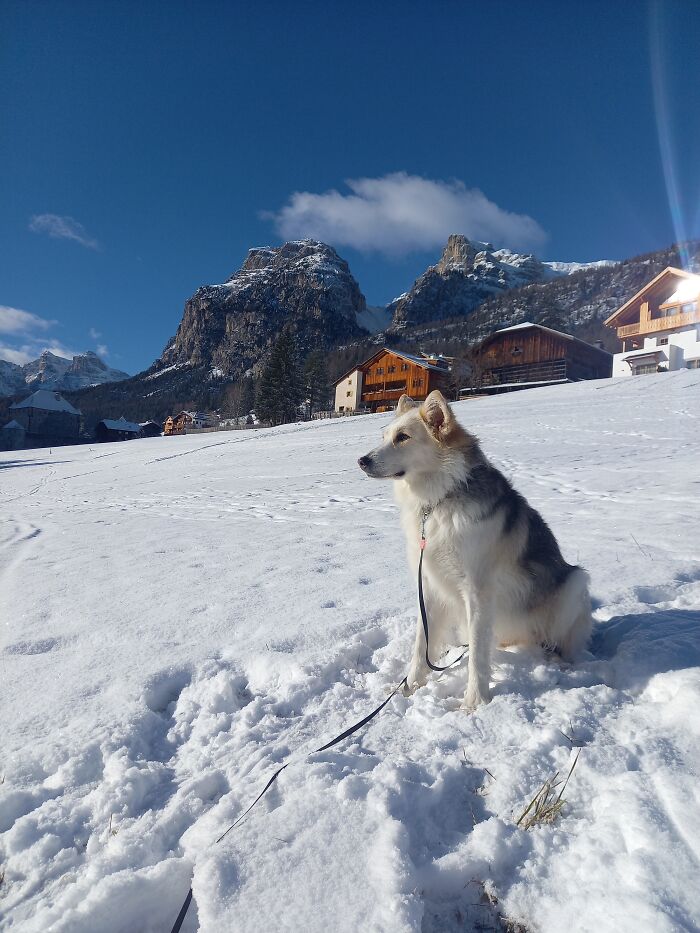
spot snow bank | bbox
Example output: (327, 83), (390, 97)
(1, 371), (699, 932)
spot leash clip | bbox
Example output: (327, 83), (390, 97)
(420, 506), (431, 547)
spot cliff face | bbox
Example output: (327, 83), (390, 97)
(154, 239), (367, 378)
(386, 234), (615, 331)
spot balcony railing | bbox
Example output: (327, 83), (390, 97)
(480, 360), (567, 387)
(617, 306), (700, 337)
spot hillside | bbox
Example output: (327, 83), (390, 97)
(2, 371), (699, 932)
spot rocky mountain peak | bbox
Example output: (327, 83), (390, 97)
(434, 234), (494, 273)
(155, 240), (367, 378)
(0, 349), (129, 398)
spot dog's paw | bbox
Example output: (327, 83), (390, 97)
(462, 688), (492, 712)
(401, 679), (424, 697)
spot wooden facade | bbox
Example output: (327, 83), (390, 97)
(164, 411), (194, 436)
(335, 348), (452, 413)
(468, 324), (611, 393)
(604, 267), (700, 350)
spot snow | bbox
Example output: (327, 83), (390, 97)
(2, 371), (700, 932)
(9, 389), (80, 414)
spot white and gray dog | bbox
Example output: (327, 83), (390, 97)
(358, 390), (591, 709)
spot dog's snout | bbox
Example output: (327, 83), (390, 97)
(358, 455), (372, 470)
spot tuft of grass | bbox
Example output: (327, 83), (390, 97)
(516, 749), (581, 831)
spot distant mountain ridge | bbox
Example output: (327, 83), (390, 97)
(386, 234), (614, 331)
(0, 350), (129, 398)
(392, 240), (700, 353)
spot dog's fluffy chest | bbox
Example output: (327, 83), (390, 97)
(396, 490), (486, 597)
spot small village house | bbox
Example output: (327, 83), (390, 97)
(139, 421), (162, 438)
(333, 348), (452, 413)
(464, 323), (612, 394)
(8, 389), (81, 445)
(95, 417), (142, 442)
(164, 410), (217, 435)
(164, 411), (194, 435)
(605, 266), (700, 376)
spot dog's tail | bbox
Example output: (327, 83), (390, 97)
(554, 567), (593, 662)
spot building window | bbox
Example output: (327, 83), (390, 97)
(687, 359), (700, 369)
(658, 337), (669, 345)
(387, 365), (396, 373)
(376, 367), (384, 375)
(346, 390), (352, 397)
(511, 347), (522, 356)
(412, 377), (423, 387)
(632, 363), (657, 376)
(401, 362), (409, 370)
(682, 302), (697, 314)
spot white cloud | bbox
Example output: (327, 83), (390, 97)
(264, 172), (547, 256)
(89, 327), (102, 340)
(29, 213), (100, 250)
(96, 343), (109, 358)
(0, 343), (34, 365)
(0, 305), (56, 336)
(0, 305), (80, 366)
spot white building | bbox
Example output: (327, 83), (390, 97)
(606, 267), (700, 376)
(334, 367), (363, 412)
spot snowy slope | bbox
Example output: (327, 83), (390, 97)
(1, 372), (699, 933)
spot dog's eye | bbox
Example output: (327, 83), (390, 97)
(395, 432), (410, 443)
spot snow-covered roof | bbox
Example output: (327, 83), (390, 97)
(10, 389), (80, 415)
(99, 417), (141, 433)
(488, 321), (611, 355)
(2, 419), (24, 431)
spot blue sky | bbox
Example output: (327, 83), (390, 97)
(2, 0), (699, 375)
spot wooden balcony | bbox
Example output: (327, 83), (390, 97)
(617, 306), (700, 338)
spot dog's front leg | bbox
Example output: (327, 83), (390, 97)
(462, 589), (493, 710)
(403, 614), (430, 696)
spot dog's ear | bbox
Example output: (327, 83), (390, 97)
(396, 394), (418, 417)
(420, 390), (454, 439)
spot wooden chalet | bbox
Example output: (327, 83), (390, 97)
(334, 348), (452, 413)
(95, 417), (142, 442)
(164, 411), (194, 436)
(604, 267), (700, 376)
(465, 323), (611, 394)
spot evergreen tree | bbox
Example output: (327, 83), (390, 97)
(303, 350), (331, 417)
(256, 333), (303, 425)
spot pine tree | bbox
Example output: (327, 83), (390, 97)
(256, 333), (303, 425)
(303, 350), (330, 417)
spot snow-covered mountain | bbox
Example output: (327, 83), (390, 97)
(0, 350), (129, 397)
(153, 239), (367, 379)
(387, 234), (614, 330)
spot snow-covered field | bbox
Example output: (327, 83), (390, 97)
(2, 372), (700, 933)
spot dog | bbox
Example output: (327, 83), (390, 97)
(358, 390), (591, 709)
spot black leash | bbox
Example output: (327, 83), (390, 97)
(418, 506), (468, 672)
(169, 507), (466, 933)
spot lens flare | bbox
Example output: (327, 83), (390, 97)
(649, 1), (691, 270)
